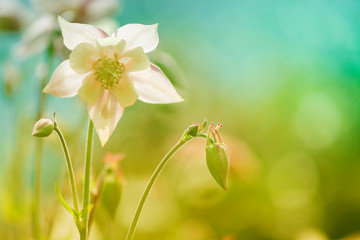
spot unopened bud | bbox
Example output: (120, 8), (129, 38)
(97, 153), (124, 220)
(183, 120), (208, 140)
(187, 124), (199, 137)
(205, 124), (230, 190)
(32, 118), (54, 137)
(100, 167), (122, 220)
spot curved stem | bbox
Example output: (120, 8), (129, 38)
(54, 126), (79, 212)
(80, 119), (94, 240)
(126, 134), (207, 240)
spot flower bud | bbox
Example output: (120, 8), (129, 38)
(100, 167), (122, 220)
(183, 120), (208, 141)
(97, 153), (124, 220)
(205, 124), (230, 190)
(187, 124), (199, 137)
(32, 118), (54, 137)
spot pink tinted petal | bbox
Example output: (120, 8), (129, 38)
(120, 47), (150, 73)
(114, 23), (159, 53)
(119, 47), (150, 73)
(58, 16), (108, 50)
(69, 43), (99, 74)
(78, 74), (103, 105)
(87, 91), (123, 146)
(110, 76), (138, 108)
(99, 39), (126, 59)
(43, 60), (85, 97)
(130, 63), (184, 104)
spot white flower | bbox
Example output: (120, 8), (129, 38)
(44, 16), (184, 146)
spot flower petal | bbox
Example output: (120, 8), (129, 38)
(110, 76), (138, 108)
(130, 63), (184, 104)
(87, 90), (123, 146)
(69, 43), (99, 74)
(43, 60), (85, 97)
(78, 74), (103, 105)
(96, 36), (122, 48)
(58, 15), (108, 50)
(120, 47), (150, 72)
(114, 23), (159, 53)
(98, 39), (126, 59)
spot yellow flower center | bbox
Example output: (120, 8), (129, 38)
(93, 57), (125, 89)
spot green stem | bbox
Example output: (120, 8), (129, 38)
(54, 125), (79, 212)
(126, 135), (206, 240)
(33, 43), (54, 240)
(80, 119), (94, 240)
(33, 140), (43, 240)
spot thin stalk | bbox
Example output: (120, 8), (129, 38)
(33, 43), (54, 240)
(126, 135), (206, 240)
(33, 140), (43, 240)
(80, 119), (94, 240)
(54, 126), (79, 212)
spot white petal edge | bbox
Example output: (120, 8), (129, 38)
(130, 63), (184, 104)
(43, 60), (85, 97)
(114, 23), (159, 53)
(87, 90), (123, 147)
(58, 15), (108, 50)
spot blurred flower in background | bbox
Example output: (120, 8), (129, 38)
(15, 0), (120, 58)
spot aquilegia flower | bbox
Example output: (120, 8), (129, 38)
(44, 16), (183, 146)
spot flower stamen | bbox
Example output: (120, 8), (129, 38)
(93, 57), (125, 89)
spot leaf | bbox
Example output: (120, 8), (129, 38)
(77, 204), (94, 219)
(54, 181), (77, 218)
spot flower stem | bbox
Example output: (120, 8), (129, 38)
(80, 119), (94, 240)
(126, 134), (206, 240)
(33, 140), (43, 240)
(33, 43), (54, 240)
(54, 125), (79, 212)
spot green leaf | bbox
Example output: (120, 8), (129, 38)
(77, 204), (94, 219)
(54, 181), (77, 218)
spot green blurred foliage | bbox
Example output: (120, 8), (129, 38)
(1, 0), (360, 239)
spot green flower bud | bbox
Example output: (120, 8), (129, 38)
(183, 120), (208, 141)
(100, 167), (122, 220)
(187, 124), (199, 137)
(32, 118), (54, 137)
(205, 124), (230, 190)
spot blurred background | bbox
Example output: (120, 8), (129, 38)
(1, 0), (360, 239)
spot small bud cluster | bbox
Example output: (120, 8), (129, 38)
(182, 120), (207, 141)
(182, 120), (230, 191)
